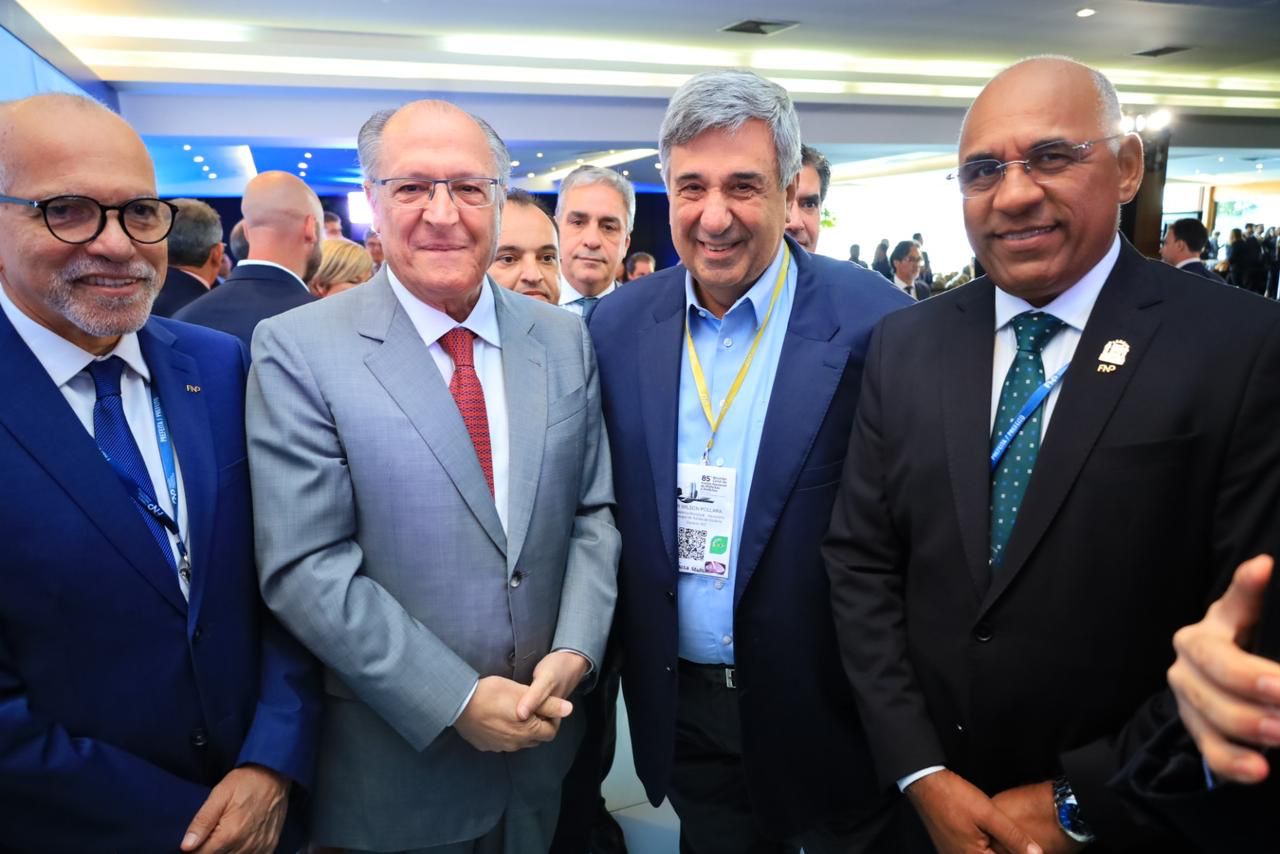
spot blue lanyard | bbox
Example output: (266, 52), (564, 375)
(990, 361), (1071, 473)
(99, 392), (191, 582)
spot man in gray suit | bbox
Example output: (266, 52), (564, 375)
(246, 99), (620, 853)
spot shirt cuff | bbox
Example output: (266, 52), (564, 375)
(898, 765), (946, 792)
(551, 647), (595, 678)
(448, 677), (480, 727)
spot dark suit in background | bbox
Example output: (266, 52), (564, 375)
(592, 239), (910, 848)
(1177, 260), (1224, 282)
(825, 241), (1280, 851)
(175, 261), (314, 350)
(151, 267), (209, 318)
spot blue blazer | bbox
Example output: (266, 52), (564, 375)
(0, 312), (320, 853)
(589, 237), (912, 835)
(174, 262), (315, 351)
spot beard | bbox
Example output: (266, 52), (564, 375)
(48, 257), (160, 339)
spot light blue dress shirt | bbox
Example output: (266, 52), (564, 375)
(677, 242), (796, 664)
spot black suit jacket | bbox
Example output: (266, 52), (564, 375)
(1176, 260), (1224, 282)
(591, 238), (912, 835)
(151, 267), (209, 318)
(174, 263), (314, 350)
(825, 239), (1280, 851)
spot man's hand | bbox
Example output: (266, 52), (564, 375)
(906, 769), (1043, 854)
(1168, 554), (1280, 783)
(181, 764), (290, 854)
(455, 675), (569, 752)
(992, 782), (1083, 854)
(516, 650), (589, 722)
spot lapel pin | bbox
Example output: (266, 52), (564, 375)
(185, 384), (202, 393)
(1096, 340), (1129, 374)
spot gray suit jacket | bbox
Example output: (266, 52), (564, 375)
(246, 271), (620, 850)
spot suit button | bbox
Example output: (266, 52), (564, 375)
(507, 650), (516, 666)
(956, 722), (965, 732)
(665, 590), (675, 602)
(509, 572), (522, 589)
(973, 622), (993, 643)
(190, 728), (209, 750)
(192, 625), (203, 644)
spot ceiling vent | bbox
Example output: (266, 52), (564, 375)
(1133, 45), (1191, 58)
(720, 19), (799, 36)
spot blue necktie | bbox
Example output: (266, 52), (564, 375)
(578, 296), (600, 323)
(87, 357), (176, 572)
(989, 312), (1065, 570)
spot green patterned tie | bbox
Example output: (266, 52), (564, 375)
(989, 311), (1066, 570)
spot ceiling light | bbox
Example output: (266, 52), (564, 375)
(622, 170), (630, 176)
(655, 162), (662, 168)
(1077, 8), (1097, 18)
(1257, 163), (1265, 170)
(202, 165), (210, 172)
(526, 172), (535, 178)
(441, 34), (739, 68)
(1219, 156), (1226, 162)
(1147, 109), (1173, 131)
(511, 160), (521, 167)
(1120, 115), (1136, 133)
(297, 162), (307, 169)
(182, 144), (191, 151)
(207, 173), (217, 179)
(536, 152), (544, 158)
(32, 14), (251, 43)
(193, 155), (205, 163)
(304, 152), (313, 159)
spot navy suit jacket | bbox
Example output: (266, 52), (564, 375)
(0, 312), (320, 852)
(152, 267), (210, 318)
(1177, 260), (1225, 283)
(589, 237), (912, 835)
(175, 262), (315, 350)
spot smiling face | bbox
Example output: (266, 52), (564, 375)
(365, 103), (500, 312)
(489, 201), (561, 303)
(0, 97), (165, 355)
(785, 163), (822, 252)
(959, 60), (1143, 305)
(667, 119), (795, 316)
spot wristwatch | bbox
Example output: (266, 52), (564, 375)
(1052, 775), (1097, 844)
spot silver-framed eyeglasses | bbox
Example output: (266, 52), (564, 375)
(374, 177), (501, 209)
(0, 194), (178, 245)
(946, 135), (1126, 198)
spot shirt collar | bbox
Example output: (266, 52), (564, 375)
(894, 276), (915, 291)
(386, 265), (501, 349)
(558, 278), (616, 306)
(234, 259), (309, 291)
(684, 240), (787, 329)
(994, 234), (1120, 334)
(174, 267), (212, 288)
(0, 283), (150, 387)
(1174, 257), (1200, 270)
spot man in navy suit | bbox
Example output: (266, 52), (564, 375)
(176, 171), (321, 348)
(1160, 218), (1224, 282)
(591, 69), (910, 852)
(0, 93), (319, 852)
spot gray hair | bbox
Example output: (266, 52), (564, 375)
(357, 102), (512, 188)
(660, 69), (802, 191)
(555, 165), (636, 234)
(166, 198), (224, 268)
(801, 144), (832, 203)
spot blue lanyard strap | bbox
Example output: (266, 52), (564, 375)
(98, 393), (190, 577)
(989, 361), (1071, 473)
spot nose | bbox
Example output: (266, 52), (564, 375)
(699, 189), (733, 236)
(87, 212), (138, 261)
(990, 162), (1046, 215)
(581, 220), (603, 249)
(517, 253), (541, 284)
(420, 182), (461, 225)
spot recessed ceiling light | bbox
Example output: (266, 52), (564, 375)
(655, 161), (662, 168)
(182, 144), (192, 151)
(1219, 156), (1225, 162)
(536, 152), (543, 158)
(202, 165), (210, 171)
(207, 173), (217, 179)
(297, 162), (307, 169)
(622, 169), (630, 176)
(193, 155), (205, 163)
(304, 152), (313, 159)
(1257, 163), (1265, 170)
(511, 160), (521, 167)
(1076, 8), (1096, 18)
(526, 171), (535, 178)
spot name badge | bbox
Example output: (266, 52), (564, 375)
(676, 463), (737, 577)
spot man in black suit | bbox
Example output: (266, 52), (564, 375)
(1159, 218), (1224, 282)
(175, 172), (320, 349)
(151, 198), (223, 317)
(824, 56), (1280, 854)
(890, 239), (931, 300)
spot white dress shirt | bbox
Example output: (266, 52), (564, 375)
(234, 259), (311, 292)
(557, 278), (616, 316)
(0, 285), (191, 598)
(899, 235), (1120, 793)
(893, 276), (919, 299)
(386, 268), (511, 533)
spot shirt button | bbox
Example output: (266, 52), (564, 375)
(722, 634), (733, 645)
(714, 580), (725, 590)
(723, 337), (734, 348)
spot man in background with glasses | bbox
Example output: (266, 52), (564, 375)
(247, 99), (619, 854)
(825, 56), (1280, 853)
(0, 93), (319, 852)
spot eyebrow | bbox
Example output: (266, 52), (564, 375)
(496, 243), (558, 254)
(798, 192), (821, 202)
(962, 137), (1071, 164)
(565, 210), (622, 227)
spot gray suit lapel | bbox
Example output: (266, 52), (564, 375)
(358, 274), (507, 555)
(495, 285), (547, 573)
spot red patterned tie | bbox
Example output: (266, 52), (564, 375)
(439, 327), (494, 495)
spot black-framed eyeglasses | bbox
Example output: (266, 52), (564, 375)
(0, 194), (179, 245)
(373, 177), (501, 209)
(946, 135), (1127, 198)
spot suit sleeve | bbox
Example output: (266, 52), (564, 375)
(235, 614), (322, 787)
(0, 629), (210, 852)
(1065, 319), (1280, 846)
(247, 319), (481, 751)
(823, 321), (948, 788)
(549, 320), (621, 678)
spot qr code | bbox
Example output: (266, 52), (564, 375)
(678, 527), (707, 561)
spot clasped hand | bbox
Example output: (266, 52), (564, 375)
(454, 650), (589, 752)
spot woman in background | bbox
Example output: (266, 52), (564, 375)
(310, 238), (374, 298)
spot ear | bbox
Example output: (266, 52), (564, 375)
(1115, 133), (1145, 205)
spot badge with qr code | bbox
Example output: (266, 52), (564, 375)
(676, 462), (737, 577)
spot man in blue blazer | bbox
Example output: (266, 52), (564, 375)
(590, 70), (910, 852)
(175, 171), (321, 349)
(0, 93), (318, 853)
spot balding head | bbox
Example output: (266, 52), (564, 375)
(0, 93), (167, 354)
(956, 56), (1143, 305)
(240, 171), (324, 281)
